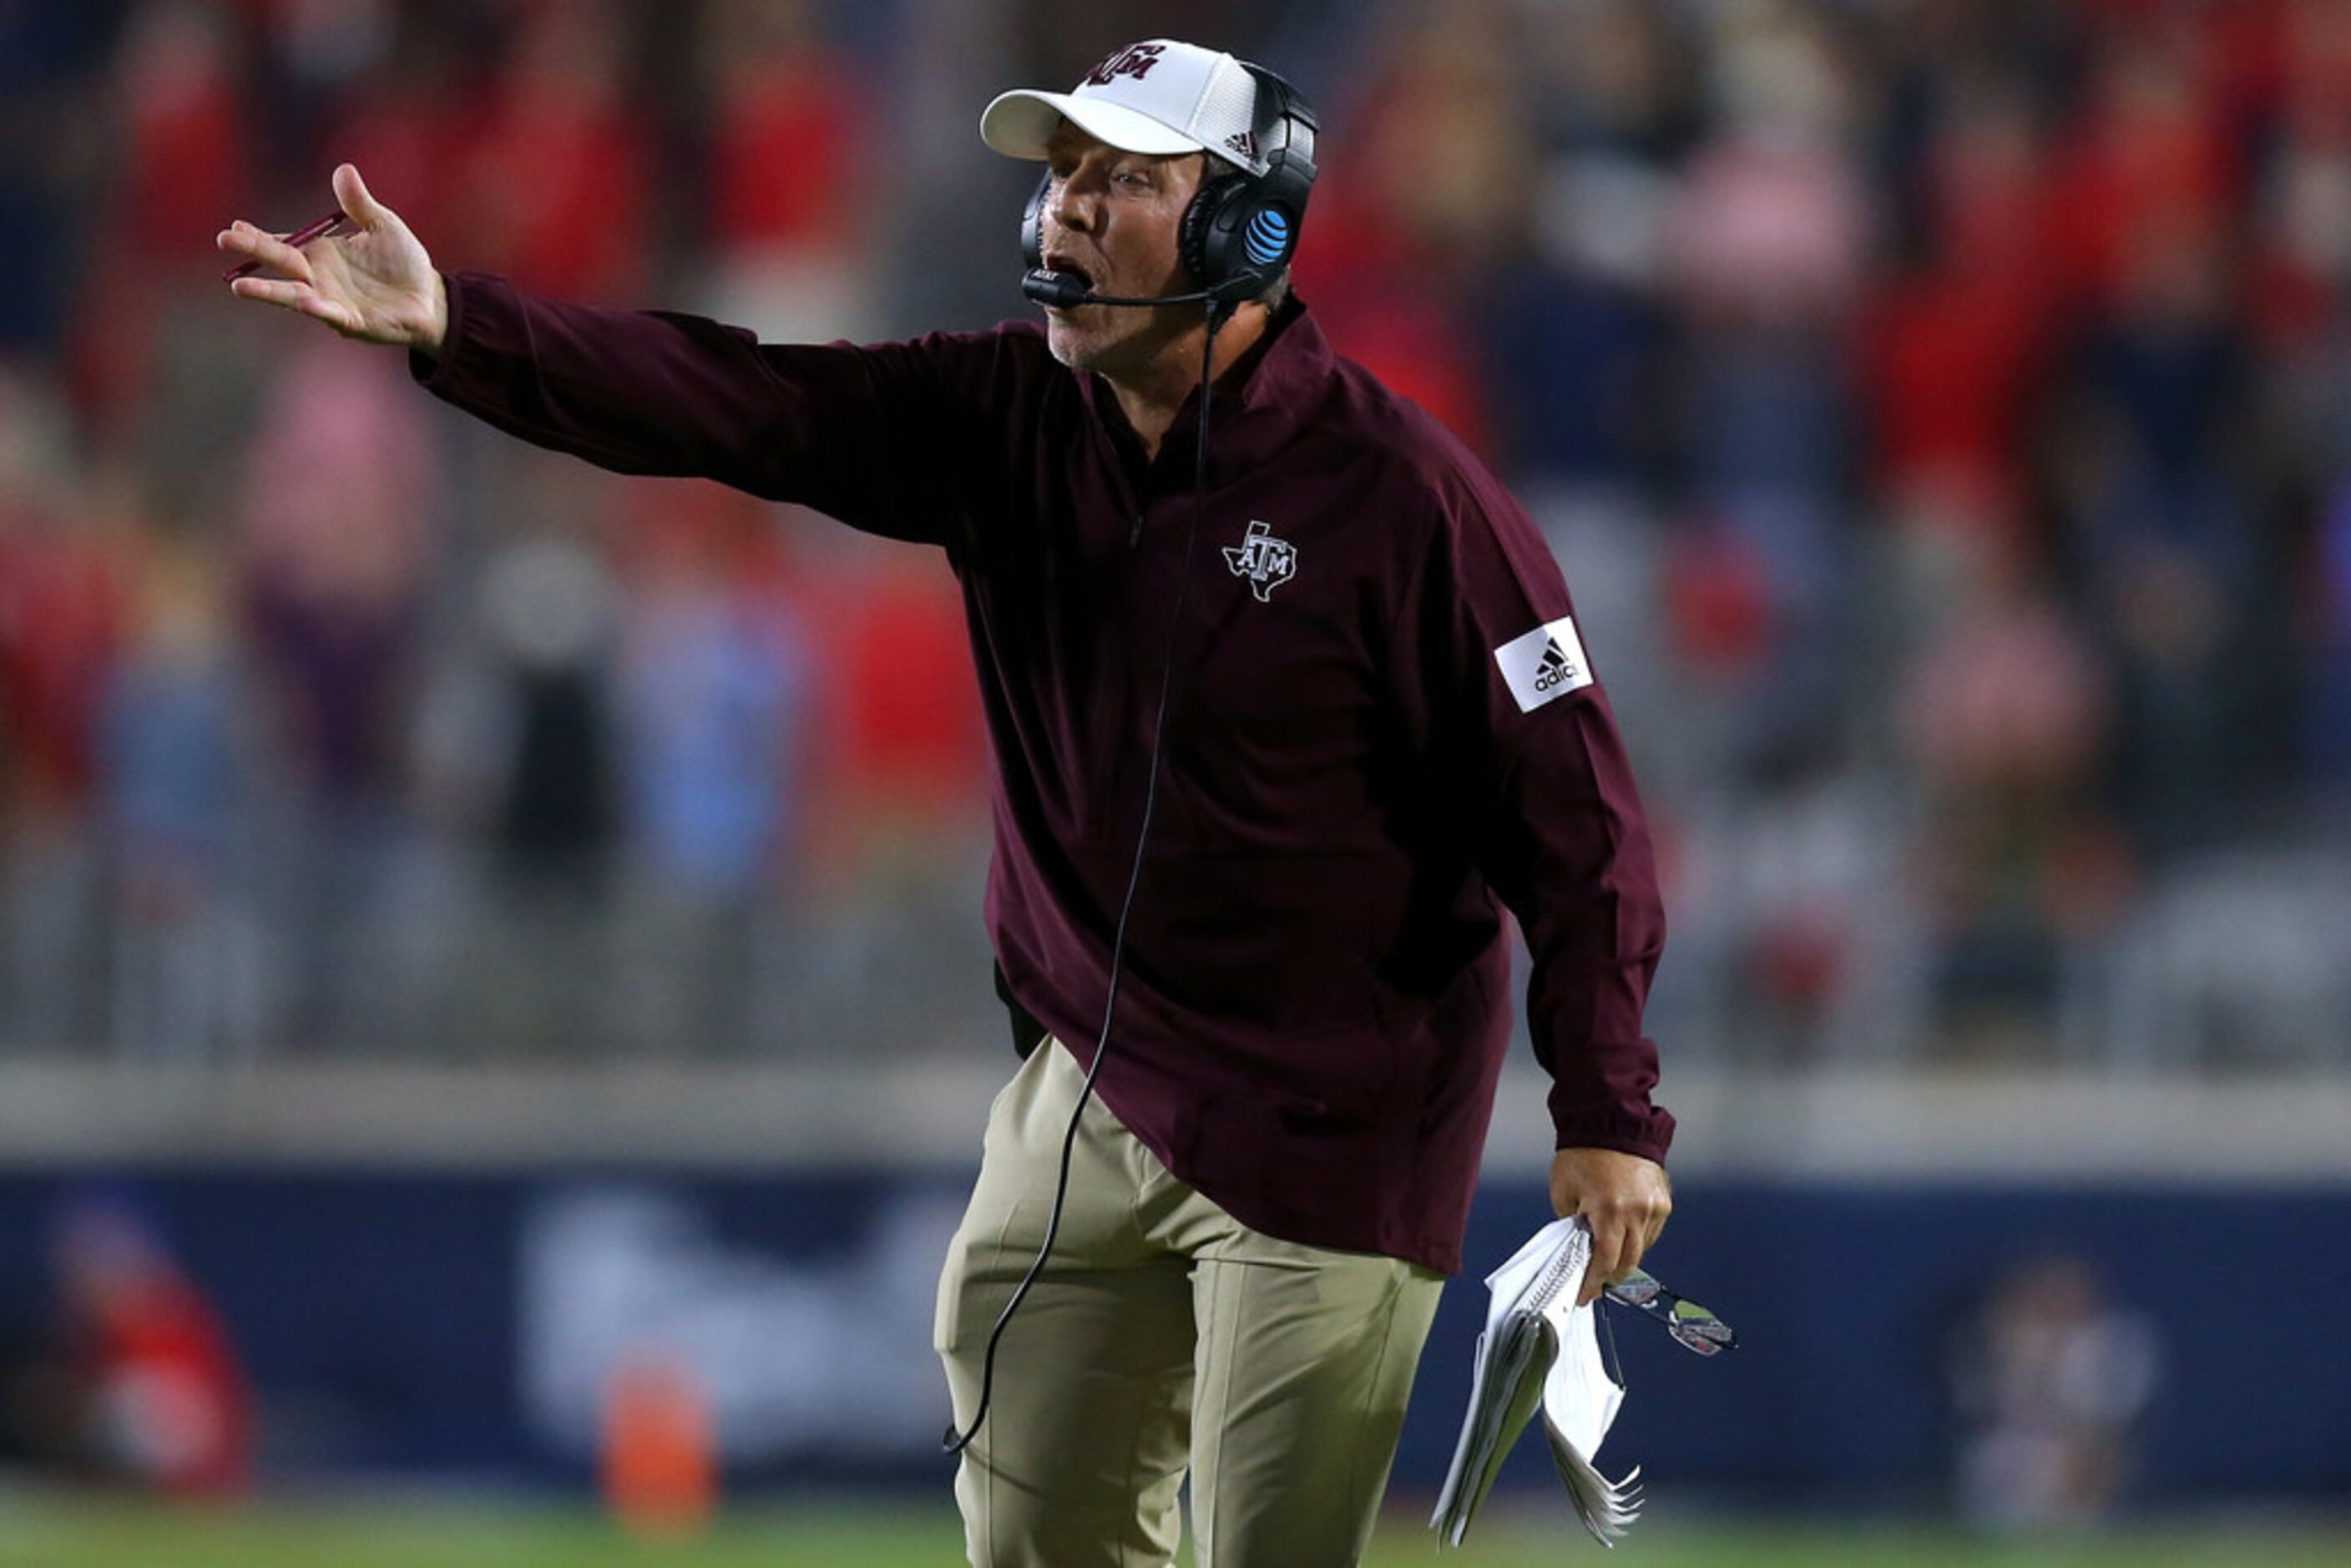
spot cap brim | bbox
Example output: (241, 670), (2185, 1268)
(979, 89), (1206, 160)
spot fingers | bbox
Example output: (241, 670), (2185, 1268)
(1634, 1165), (1672, 1254)
(1578, 1215), (1636, 1305)
(1576, 1203), (1671, 1303)
(333, 162), (387, 230)
(215, 220), (316, 285)
(227, 275), (305, 307)
(227, 274), (357, 334)
(1552, 1148), (1674, 1304)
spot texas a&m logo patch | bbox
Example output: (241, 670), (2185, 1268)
(1223, 520), (1297, 602)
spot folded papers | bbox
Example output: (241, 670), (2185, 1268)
(1430, 1216), (1646, 1548)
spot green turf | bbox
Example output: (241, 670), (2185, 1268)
(0, 1495), (2341, 1567)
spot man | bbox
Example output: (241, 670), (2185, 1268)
(219, 38), (1674, 1567)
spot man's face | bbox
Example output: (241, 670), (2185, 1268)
(1035, 123), (1206, 376)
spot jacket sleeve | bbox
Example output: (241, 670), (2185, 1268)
(1404, 459), (1675, 1165)
(411, 271), (996, 545)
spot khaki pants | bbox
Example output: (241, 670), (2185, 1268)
(935, 1039), (1444, 1567)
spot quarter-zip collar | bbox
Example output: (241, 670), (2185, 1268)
(1074, 296), (1334, 502)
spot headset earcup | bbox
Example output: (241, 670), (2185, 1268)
(1181, 174), (1251, 297)
(1021, 173), (1049, 272)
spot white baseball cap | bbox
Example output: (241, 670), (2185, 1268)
(980, 39), (1270, 177)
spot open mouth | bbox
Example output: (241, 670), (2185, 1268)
(1045, 260), (1095, 296)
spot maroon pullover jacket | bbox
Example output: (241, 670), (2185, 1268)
(416, 273), (1672, 1272)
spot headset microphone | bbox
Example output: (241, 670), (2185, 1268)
(1019, 268), (1230, 310)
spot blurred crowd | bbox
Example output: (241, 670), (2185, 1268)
(2, 0), (2348, 1070)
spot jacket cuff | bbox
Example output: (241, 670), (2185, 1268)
(408, 269), (479, 392)
(1550, 1086), (1676, 1166)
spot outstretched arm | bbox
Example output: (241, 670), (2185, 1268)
(216, 164), (448, 354)
(225, 168), (998, 544)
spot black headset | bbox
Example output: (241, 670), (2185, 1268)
(1019, 63), (1318, 314)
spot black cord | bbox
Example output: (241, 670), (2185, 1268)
(944, 305), (1226, 1457)
(1596, 1282), (1626, 1392)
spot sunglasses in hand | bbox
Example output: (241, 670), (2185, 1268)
(1602, 1267), (1737, 1356)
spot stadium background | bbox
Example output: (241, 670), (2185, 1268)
(1, 0), (2348, 1562)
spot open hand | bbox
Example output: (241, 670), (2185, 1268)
(216, 164), (447, 354)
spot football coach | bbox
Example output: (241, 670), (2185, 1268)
(219, 38), (1676, 1567)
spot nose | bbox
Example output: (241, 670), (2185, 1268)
(1048, 173), (1100, 238)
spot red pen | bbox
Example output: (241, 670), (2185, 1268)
(222, 209), (351, 283)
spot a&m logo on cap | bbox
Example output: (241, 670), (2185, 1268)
(1085, 43), (1165, 85)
